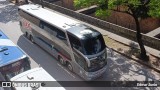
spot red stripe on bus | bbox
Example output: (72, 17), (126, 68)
(22, 19), (31, 30)
(58, 52), (71, 61)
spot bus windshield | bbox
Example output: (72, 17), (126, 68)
(83, 34), (106, 55)
(0, 57), (31, 81)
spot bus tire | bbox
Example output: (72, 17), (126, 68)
(25, 32), (28, 38)
(58, 56), (65, 65)
(29, 35), (34, 43)
(67, 62), (73, 71)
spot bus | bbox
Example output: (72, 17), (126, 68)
(18, 4), (108, 80)
(0, 30), (31, 81)
(11, 67), (66, 90)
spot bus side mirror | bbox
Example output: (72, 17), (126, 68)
(57, 35), (66, 40)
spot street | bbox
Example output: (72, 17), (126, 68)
(0, 1), (160, 90)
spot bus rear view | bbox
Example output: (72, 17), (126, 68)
(0, 30), (31, 81)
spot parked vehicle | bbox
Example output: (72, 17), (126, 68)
(0, 30), (31, 81)
(11, 67), (66, 90)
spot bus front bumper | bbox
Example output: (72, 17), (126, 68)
(84, 65), (107, 81)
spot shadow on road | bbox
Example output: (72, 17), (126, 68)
(97, 55), (132, 81)
(97, 52), (159, 90)
(0, 0), (10, 5)
(0, 1), (19, 23)
(124, 42), (139, 57)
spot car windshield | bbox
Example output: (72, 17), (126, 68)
(83, 34), (106, 55)
(0, 57), (31, 80)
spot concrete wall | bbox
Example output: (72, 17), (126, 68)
(34, 1), (160, 51)
(103, 11), (160, 34)
(61, 0), (74, 10)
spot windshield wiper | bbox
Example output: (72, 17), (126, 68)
(0, 47), (8, 52)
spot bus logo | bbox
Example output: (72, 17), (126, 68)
(22, 19), (31, 30)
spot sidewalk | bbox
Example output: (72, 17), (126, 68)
(98, 29), (160, 73)
(105, 31), (160, 58)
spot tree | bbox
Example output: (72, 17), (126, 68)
(74, 0), (160, 61)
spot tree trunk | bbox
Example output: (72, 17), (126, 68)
(15, 0), (18, 3)
(133, 16), (148, 61)
(41, 0), (44, 8)
(25, 0), (29, 4)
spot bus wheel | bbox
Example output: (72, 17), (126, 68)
(29, 35), (34, 43)
(25, 32), (28, 38)
(59, 56), (65, 65)
(67, 62), (73, 71)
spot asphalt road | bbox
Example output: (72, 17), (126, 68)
(0, 1), (160, 90)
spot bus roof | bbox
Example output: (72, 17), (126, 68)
(67, 24), (101, 39)
(11, 67), (66, 90)
(0, 30), (27, 67)
(18, 4), (102, 39)
(18, 4), (79, 30)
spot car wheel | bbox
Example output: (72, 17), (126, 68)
(29, 35), (34, 43)
(25, 32), (28, 38)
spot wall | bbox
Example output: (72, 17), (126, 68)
(89, 11), (160, 34)
(61, 0), (74, 10)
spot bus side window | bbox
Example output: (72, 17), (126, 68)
(68, 34), (82, 53)
(56, 30), (66, 40)
(75, 58), (86, 70)
(48, 25), (68, 45)
(72, 54), (88, 72)
(43, 22), (51, 33)
(39, 21), (44, 29)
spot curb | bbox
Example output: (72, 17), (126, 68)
(111, 48), (160, 73)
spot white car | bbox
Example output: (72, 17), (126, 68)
(10, 67), (66, 90)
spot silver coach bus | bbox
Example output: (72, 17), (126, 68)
(18, 4), (108, 80)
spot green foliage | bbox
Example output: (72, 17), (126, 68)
(95, 9), (111, 19)
(74, 0), (160, 19)
(148, 0), (160, 18)
(74, 0), (110, 17)
(74, 0), (96, 8)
